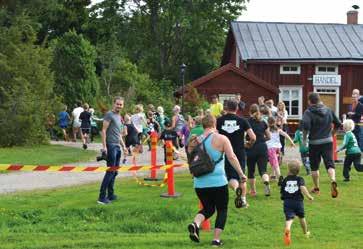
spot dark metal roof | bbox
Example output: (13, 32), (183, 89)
(231, 21), (363, 61)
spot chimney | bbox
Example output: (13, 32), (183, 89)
(347, 10), (358, 24)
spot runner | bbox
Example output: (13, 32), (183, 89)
(336, 119), (363, 181)
(79, 103), (92, 150)
(246, 104), (271, 197)
(217, 99), (256, 208)
(280, 160), (314, 246)
(293, 121), (311, 175)
(302, 92), (341, 198)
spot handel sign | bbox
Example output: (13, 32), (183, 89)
(313, 75), (341, 86)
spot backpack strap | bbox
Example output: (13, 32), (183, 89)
(202, 133), (224, 165)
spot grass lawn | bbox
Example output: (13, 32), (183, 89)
(0, 144), (97, 166)
(0, 164), (362, 249)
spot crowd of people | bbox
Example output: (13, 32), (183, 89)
(48, 88), (363, 247)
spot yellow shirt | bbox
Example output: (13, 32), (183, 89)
(210, 102), (223, 117)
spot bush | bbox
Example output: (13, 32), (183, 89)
(0, 16), (55, 146)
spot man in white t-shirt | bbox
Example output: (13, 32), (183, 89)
(72, 101), (84, 142)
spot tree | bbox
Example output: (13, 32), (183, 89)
(52, 30), (99, 108)
(0, 15), (55, 146)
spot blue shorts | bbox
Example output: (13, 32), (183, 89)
(60, 125), (67, 129)
(283, 200), (305, 220)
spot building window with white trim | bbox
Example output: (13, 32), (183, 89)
(315, 65), (338, 75)
(279, 86), (303, 119)
(280, 65), (301, 75)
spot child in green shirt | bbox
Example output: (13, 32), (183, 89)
(293, 121), (311, 175)
(336, 119), (363, 181)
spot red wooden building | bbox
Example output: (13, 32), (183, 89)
(189, 10), (363, 121)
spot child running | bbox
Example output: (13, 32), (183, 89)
(336, 119), (363, 181)
(293, 121), (311, 175)
(266, 117), (295, 185)
(160, 120), (179, 164)
(280, 160), (314, 246)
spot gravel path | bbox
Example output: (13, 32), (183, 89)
(0, 141), (301, 194)
(0, 141), (187, 194)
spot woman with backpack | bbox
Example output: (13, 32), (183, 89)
(187, 114), (247, 247)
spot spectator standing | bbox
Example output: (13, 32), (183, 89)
(349, 89), (363, 151)
(209, 95), (223, 118)
(277, 101), (289, 155)
(235, 93), (246, 117)
(217, 99), (256, 208)
(302, 92), (341, 198)
(58, 105), (70, 141)
(265, 99), (278, 117)
(98, 97), (128, 205)
(71, 102), (84, 142)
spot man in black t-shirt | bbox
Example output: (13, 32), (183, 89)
(217, 99), (256, 208)
(280, 161), (313, 246)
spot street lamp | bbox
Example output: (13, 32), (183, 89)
(180, 63), (186, 113)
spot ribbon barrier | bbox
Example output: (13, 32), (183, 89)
(0, 163), (187, 172)
(160, 140), (182, 198)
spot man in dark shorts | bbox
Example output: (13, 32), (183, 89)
(302, 92), (341, 198)
(217, 99), (256, 208)
(98, 97), (128, 205)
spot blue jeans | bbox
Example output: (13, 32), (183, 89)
(99, 144), (121, 200)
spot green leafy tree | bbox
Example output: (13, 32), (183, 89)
(0, 15), (55, 146)
(52, 30), (99, 108)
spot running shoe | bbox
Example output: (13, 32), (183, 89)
(305, 231), (311, 238)
(264, 183), (271, 196)
(310, 187), (320, 195)
(97, 198), (111, 205)
(188, 222), (200, 243)
(211, 240), (223, 247)
(331, 181), (338, 198)
(284, 229), (291, 246)
(108, 195), (118, 201)
(83, 143), (87, 150)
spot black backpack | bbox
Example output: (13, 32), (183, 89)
(187, 133), (223, 177)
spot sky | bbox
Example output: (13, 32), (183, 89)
(238, 0), (363, 24)
(91, 0), (363, 24)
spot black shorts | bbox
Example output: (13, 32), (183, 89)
(309, 142), (334, 171)
(246, 143), (268, 179)
(81, 128), (91, 135)
(283, 199), (305, 220)
(225, 151), (246, 181)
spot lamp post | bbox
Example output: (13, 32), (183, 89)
(180, 63), (186, 113)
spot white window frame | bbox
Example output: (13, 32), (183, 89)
(218, 94), (236, 105)
(279, 86), (303, 119)
(280, 65), (301, 75)
(315, 65), (338, 75)
(314, 86), (340, 117)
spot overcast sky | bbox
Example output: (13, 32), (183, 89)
(238, 0), (362, 24)
(91, 0), (363, 24)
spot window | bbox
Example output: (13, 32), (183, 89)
(280, 65), (301, 74)
(315, 65), (338, 75)
(279, 86), (303, 119)
(218, 94), (236, 105)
